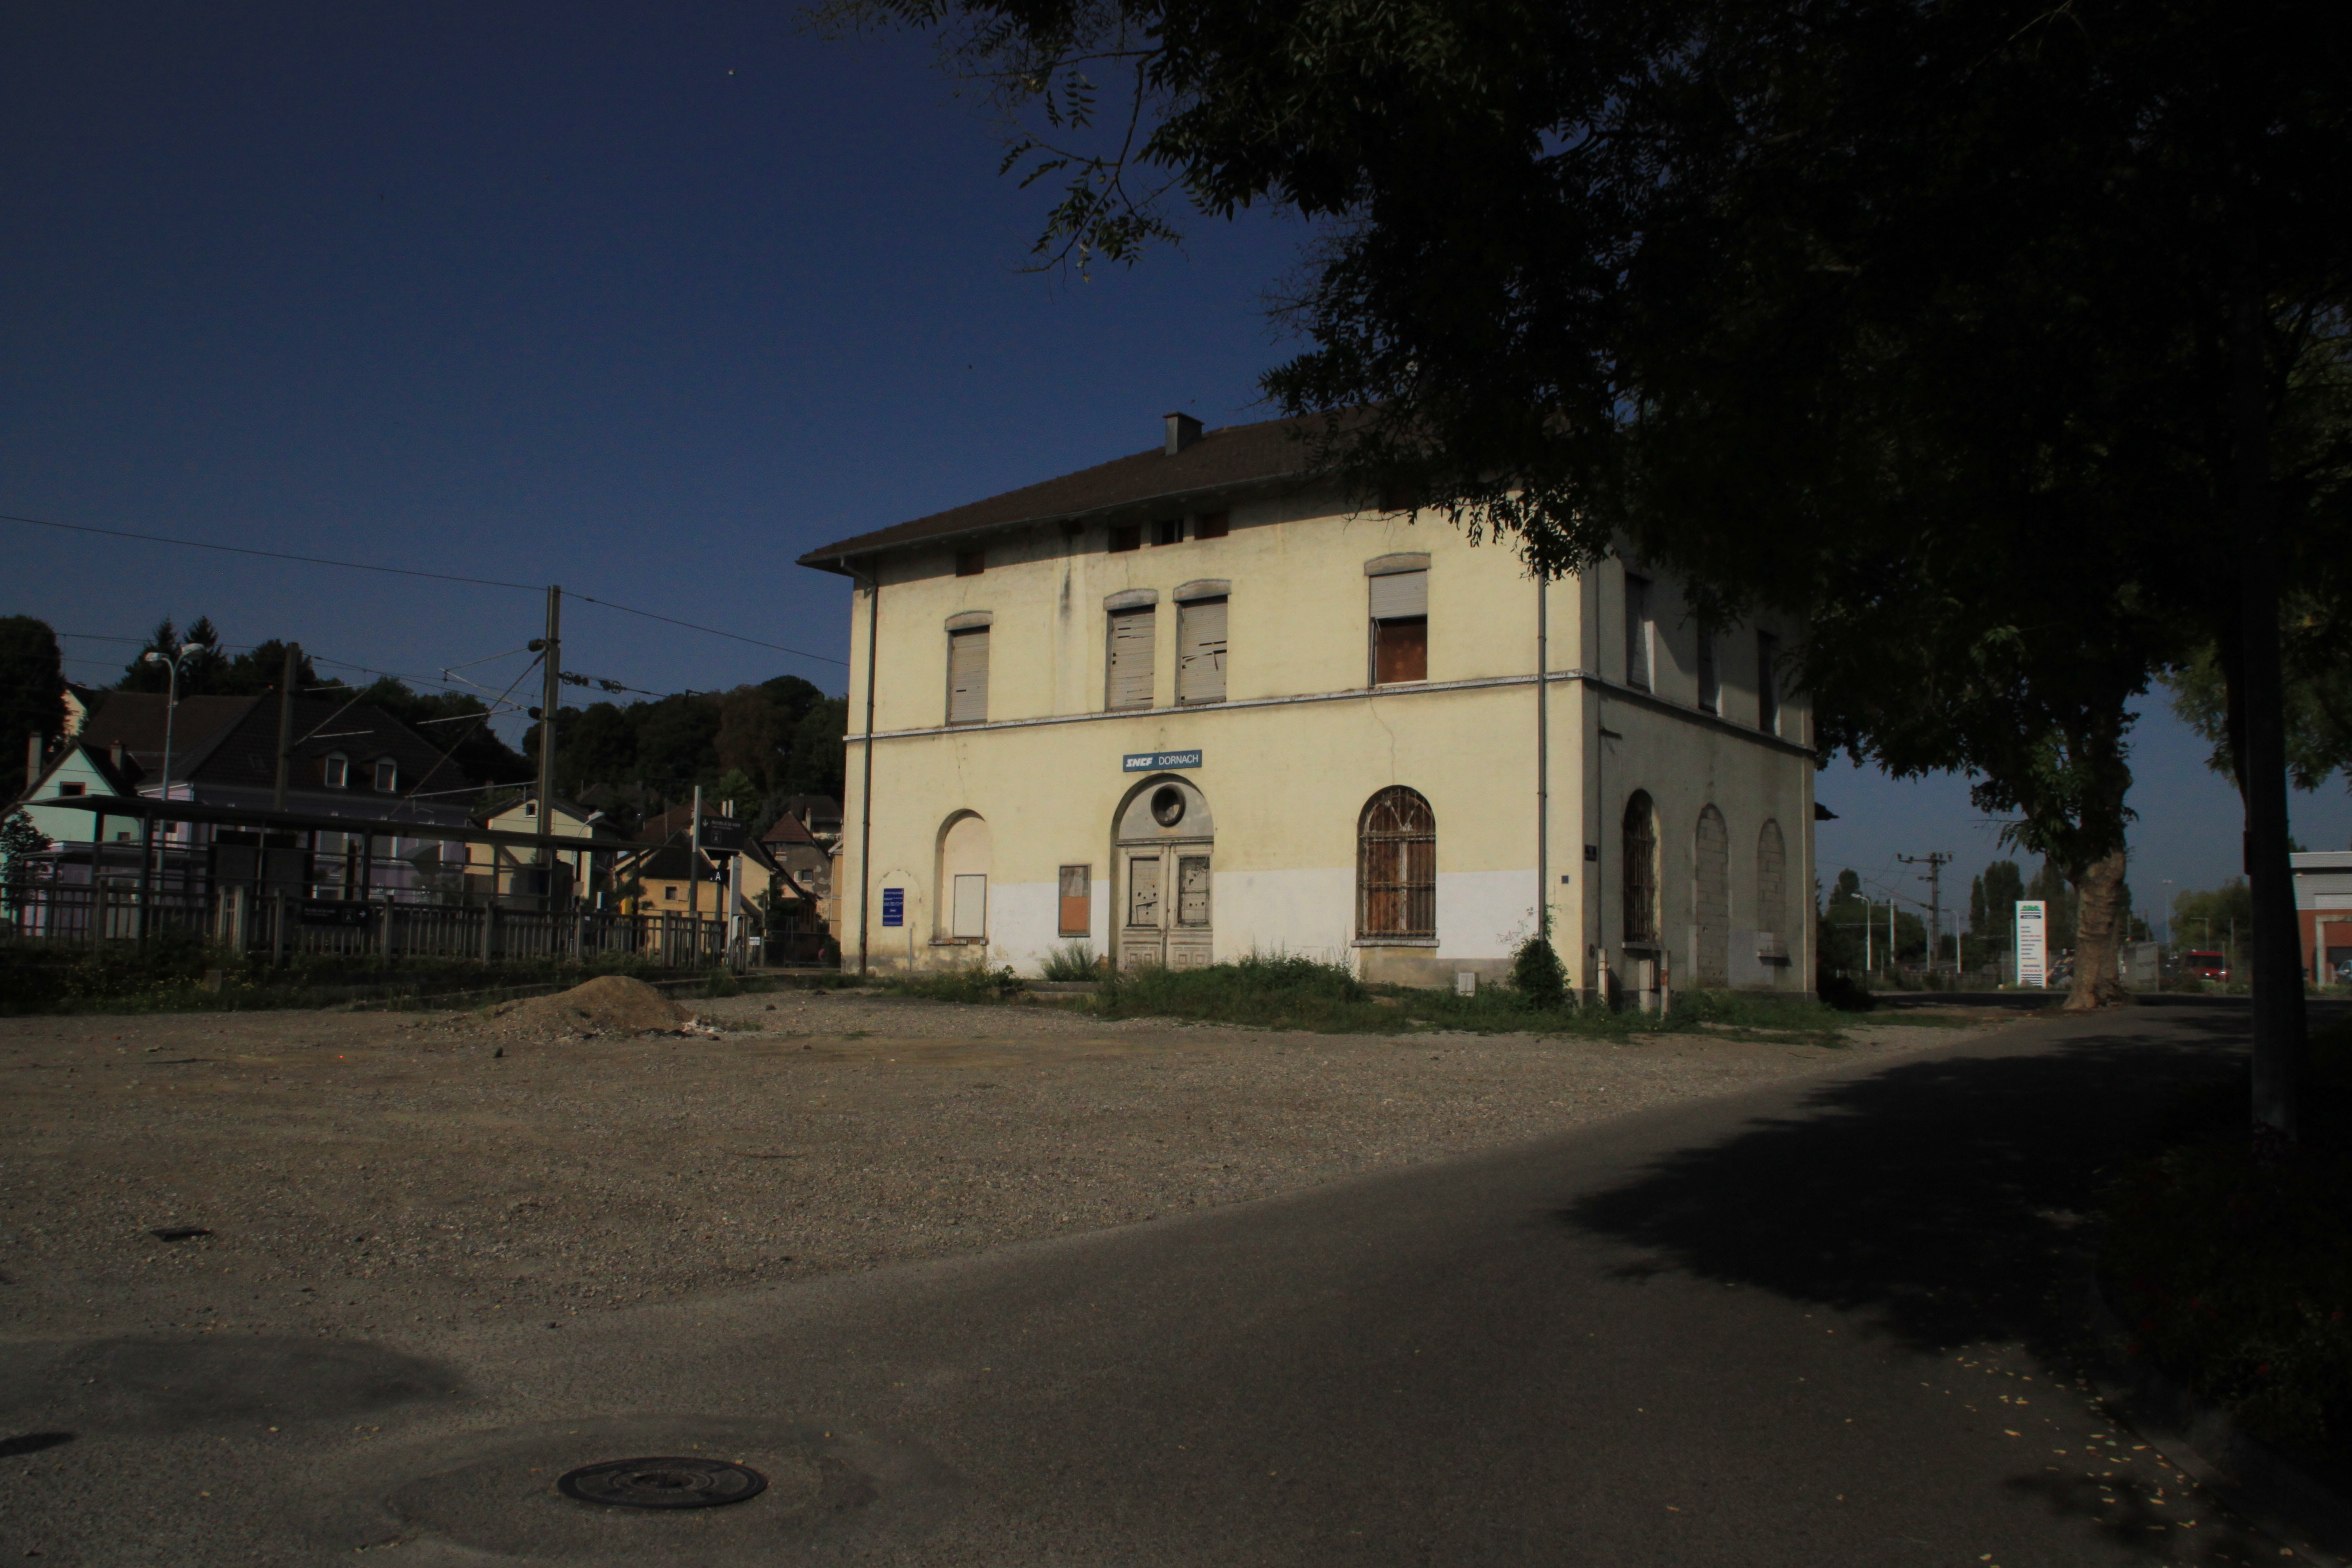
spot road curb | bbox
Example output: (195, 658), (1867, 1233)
(2084, 1273), (2352, 1564)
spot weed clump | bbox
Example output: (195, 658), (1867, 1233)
(1511, 937), (1566, 1009)
(1040, 942), (1101, 981)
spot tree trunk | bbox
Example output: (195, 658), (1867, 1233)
(2230, 247), (2304, 1142)
(2063, 849), (2131, 1010)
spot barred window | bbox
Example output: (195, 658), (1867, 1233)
(1357, 787), (1436, 939)
(1622, 791), (1660, 946)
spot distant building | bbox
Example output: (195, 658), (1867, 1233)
(2294, 850), (2352, 985)
(799, 410), (1816, 996)
(13, 690), (471, 899)
(467, 794), (620, 907)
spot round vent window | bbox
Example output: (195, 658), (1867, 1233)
(1150, 786), (1186, 828)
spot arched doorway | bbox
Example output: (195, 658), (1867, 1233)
(1114, 776), (1215, 971)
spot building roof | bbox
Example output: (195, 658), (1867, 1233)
(76, 690), (466, 796)
(761, 813), (819, 847)
(796, 412), (1338, 571)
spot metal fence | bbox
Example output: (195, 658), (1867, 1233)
(2, 882), (727, 967)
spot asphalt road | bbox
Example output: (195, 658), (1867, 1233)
(1, 1001), (2317, 1566)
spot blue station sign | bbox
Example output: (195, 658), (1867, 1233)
(881, 887), (905, 927)
(1123, 750), (1203, 772)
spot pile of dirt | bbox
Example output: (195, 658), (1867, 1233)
(488, 975), (695, 1037)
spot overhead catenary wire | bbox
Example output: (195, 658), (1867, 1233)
(9, 510), (845, 665)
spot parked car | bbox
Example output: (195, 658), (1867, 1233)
(2181, 949), (2229, 981)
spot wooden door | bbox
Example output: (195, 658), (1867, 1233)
(1121, 853), (1164, 970)
(1167, 852), (1213, 970)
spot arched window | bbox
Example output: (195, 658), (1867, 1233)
(1757, 819), (1788, 942)
(1694, 805), (1730, 984)
(1357, 787), (1435, 938)
(1622, 791), (1660, 946)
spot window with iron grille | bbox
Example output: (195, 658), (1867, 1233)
(1357, 786), (1436, 939)
(1622, 791), (1660, 946)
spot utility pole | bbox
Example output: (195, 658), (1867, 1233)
(272, 643), (299, 811)
(688, 785), (708, 966)
(1898, 852), (1953, 975)
(531, 587), (562, 914)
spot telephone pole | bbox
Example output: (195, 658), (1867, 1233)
(1898, 852), (1953, 974)
(530, 588), (562, 913)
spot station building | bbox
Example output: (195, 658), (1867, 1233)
(798, 412), (1817, 998)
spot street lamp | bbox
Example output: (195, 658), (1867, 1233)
(141, 643), (204, 896)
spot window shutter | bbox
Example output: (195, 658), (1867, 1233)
(1107, 606), (1156, 710)
(1367, 569), (1427, 620)
(947, 627), (990, 724)
(1177, 597), (1228, 704)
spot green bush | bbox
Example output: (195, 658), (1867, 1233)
(1511, 936), (1566, 1008)
(1040, 942), (1100, 981)
(703, 967), (741, 998)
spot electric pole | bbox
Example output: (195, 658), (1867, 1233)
(272, 642), (300, 811)
(1898, 852), (1953, 975)
(531, 587), (562, 913)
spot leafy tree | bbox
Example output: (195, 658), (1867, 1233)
(117, 616), (228, 694)
(1, 807), (48, 910)
(785, 697), (849, 799)
(851, 0), (2352, 1132)
(0, 616), (65, 790)
(2168, 618), (2352, 808)
(2174, 880), (2254, 969)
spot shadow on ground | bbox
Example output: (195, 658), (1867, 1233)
(1562, 1012), (2253, 1354)
(1558, 1007), (2323, 1563)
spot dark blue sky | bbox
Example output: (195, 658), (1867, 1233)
(5, 2), (2342, 928)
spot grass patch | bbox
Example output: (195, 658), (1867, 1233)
(2097, 1020), (2352, 1450)
(0, 937), (686, 1016)
(1084, 954), (1863, 1040)
(880, 963), (1026, 1005)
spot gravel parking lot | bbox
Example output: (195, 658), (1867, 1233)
(0, 990), (2017, 1346)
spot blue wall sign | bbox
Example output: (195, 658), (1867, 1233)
(881, 887), (905, 927)
(1123, 750), (1203, 772)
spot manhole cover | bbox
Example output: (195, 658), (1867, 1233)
(556, 1456), (768, 1509)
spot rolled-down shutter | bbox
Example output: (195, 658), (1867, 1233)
(1177, 597), (1228, 704)
(1108, 607), (1155, 709)
(947, 627), (989, 724)
(1368, 569), (1427, 620)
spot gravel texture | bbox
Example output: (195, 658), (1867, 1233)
(0, 991), (2017, 1344)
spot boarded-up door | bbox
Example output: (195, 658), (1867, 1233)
(1694, 806), (1729, 985)
(1122, 853), (1164, 969)
(1168, 854), (1213, 969)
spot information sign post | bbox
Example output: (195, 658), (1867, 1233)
(2016, 900), (2048, 989)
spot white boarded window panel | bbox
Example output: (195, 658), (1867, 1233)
(1108, 606), (1156, 710)
(1177, 597), (1228, 704)
(1368, 569), (1427, 620)
(952, 873), (987, 938)
(947, 628), (989, 724)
